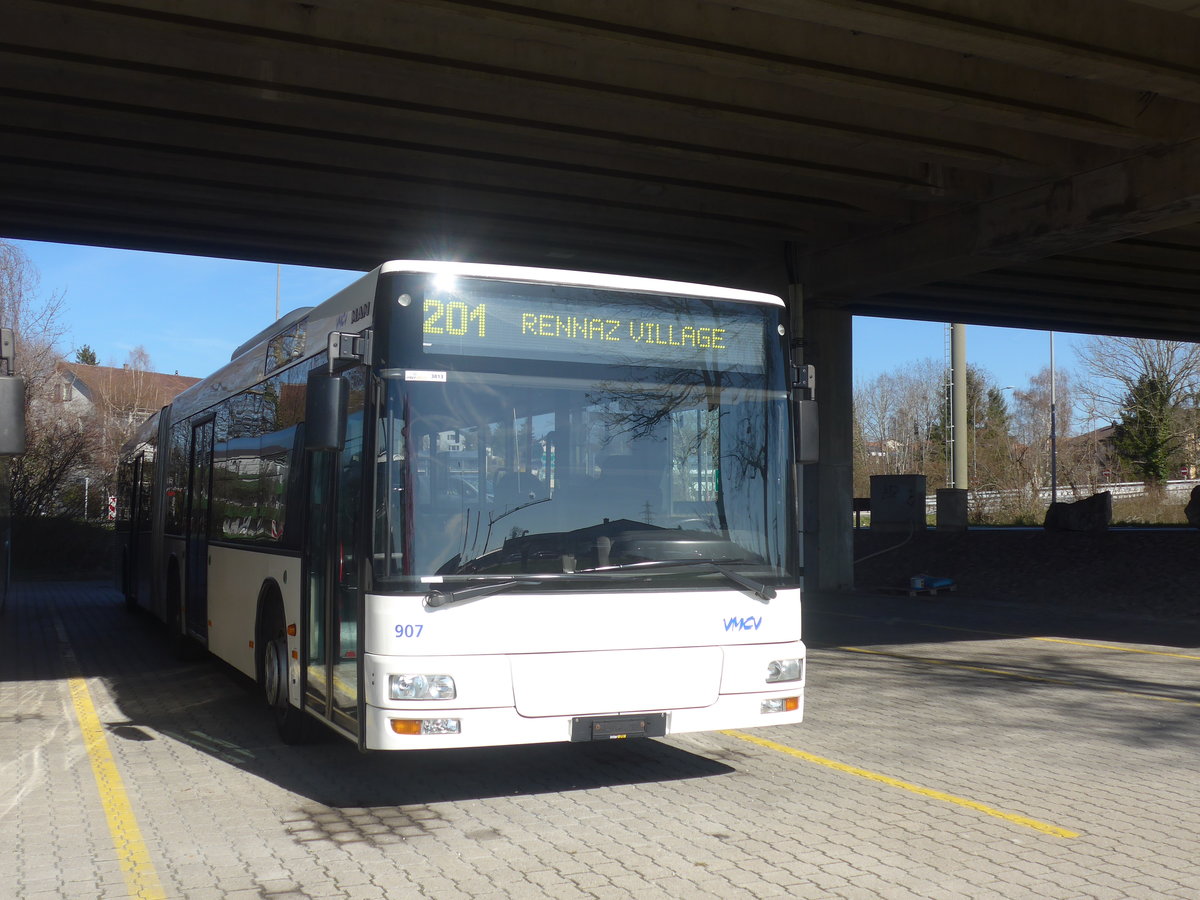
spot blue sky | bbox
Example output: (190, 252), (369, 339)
(851, 316), (1084, 394)
(12, 240), (357, 376)
(10, 237), (1082, 395)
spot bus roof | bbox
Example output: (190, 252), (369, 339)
(379, 260), (785, 307)
(148, 261), (785, 429)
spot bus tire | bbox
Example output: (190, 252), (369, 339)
(260, 594), (309, 745)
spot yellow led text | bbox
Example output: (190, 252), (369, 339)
(518, 313), (726, 350)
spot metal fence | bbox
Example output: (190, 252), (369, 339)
(926, 479), (1199, 513)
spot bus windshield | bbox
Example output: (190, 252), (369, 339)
(373, 321), (797, 587)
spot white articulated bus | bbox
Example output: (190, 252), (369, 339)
(117, 261), (816, 750)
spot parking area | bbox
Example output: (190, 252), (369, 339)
(3, 581), (1199, 899)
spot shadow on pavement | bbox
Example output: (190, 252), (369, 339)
(804, 588), (1200, 649)
(2, 582), (734, 812)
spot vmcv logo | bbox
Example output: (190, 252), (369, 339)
(724, 616), (762, 632)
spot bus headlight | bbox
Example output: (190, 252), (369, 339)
(766, 658), (802, 683)
(389, 674), (456, 700)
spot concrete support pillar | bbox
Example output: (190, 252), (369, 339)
(799, 304), (854, 592)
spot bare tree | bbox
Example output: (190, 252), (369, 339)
(1075, 337), (1200, 418)
(126, 344), (152, 371)
(1074, 336), (1200, 483)
(852, 356), (1063, 523)
(853, 359), (949, 487)
(1012, 366), (1072, 479)
(853, 371), (899, 494)
(0, 243), (68, 399)
(0, 241), (95, 517)
(10, 422), (92, 517)
(90, 349), (161, 493)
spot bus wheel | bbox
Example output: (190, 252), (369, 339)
(261, 603), (309, 744)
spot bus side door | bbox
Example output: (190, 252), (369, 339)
(185, 416), (214, 641)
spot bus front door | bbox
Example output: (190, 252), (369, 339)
(304, 387), (365, 739)
(303, 449), (334, 723)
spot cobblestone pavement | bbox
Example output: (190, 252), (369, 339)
(3, 582), (1199, 899)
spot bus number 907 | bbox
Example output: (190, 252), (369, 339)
(395, 624), (424, 638)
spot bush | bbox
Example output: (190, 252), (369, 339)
(1110, 492), (1188, 526)
(966, 488), (1190, 527)
(12, 516), (114, 579)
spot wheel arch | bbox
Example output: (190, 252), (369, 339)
(254, 578), (286, 686)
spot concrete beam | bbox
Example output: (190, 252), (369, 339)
(405, 0), (1197, 147)
(63, 0), (1198, 146)
(0, 67), (985, 206)
(805, 137), (1200, 300)
(0, 0), (1121, 177)
(727, 0), (1200, 103)
(848, 286), (1200, 342)
(0, 108), (912, 233)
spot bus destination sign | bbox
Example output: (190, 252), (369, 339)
(420, 285), (768, 371)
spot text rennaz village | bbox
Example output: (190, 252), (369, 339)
(520, 312), (727, 350)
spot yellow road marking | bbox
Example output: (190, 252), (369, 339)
(56, 615), (166, 900)
(1030, 636), (1200, 661)
(839, 646), (1200, 707)
(723, 730), (1078, 839)
(909, 621), (1200, 661)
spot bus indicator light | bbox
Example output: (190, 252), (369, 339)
(761, 697), (799, 714)
(390, 718), (461, 735)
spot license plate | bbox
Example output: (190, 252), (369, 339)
(570, 713), (668, 742)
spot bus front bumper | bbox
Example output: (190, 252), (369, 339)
(363, 689), (804, 751)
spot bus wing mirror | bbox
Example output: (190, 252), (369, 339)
(791, 364), (817, 465)
(305, 370), (348, 452)
(0, 376), (26, 456)
(793, 398), (818, 465)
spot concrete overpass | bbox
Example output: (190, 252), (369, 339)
(2, 0), (1200, 588)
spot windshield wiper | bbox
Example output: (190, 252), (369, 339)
(424, 577), (543, 609)
(425, 559), (776, 608)
(577, 558), (775, 603)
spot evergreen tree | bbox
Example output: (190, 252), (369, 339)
(74, 344), (97, 365)
(1111, 374), (1179, 483)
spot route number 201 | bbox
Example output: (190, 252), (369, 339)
(423, 299), (486, 337)
(395, 624), (424, 638)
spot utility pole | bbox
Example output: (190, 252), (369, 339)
(1050, 332), (1057, 504)
(951, 323), (968, 489)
